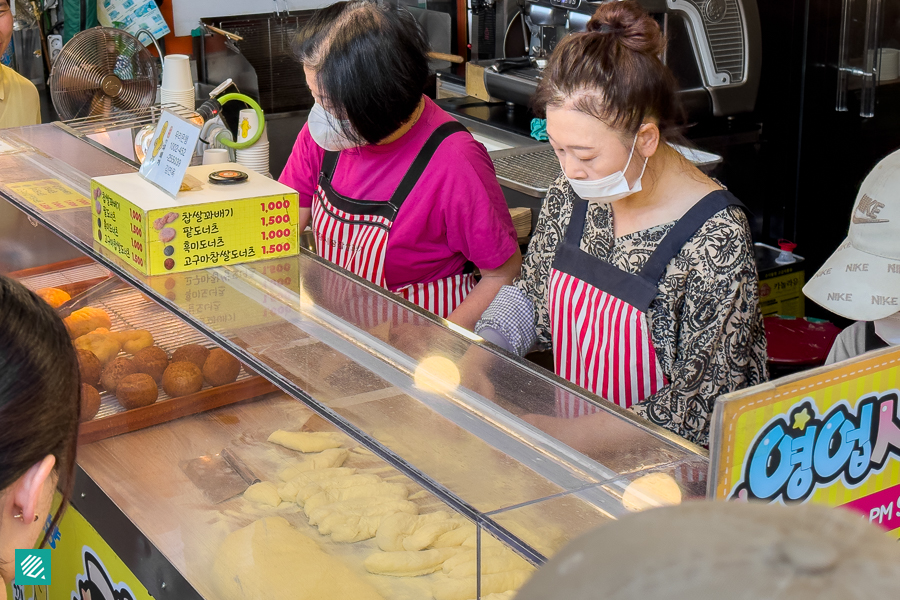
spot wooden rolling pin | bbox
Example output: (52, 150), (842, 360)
(428, 51), (465, 64)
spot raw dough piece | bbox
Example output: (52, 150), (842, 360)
(276, 448), (349, 480)
(442, 548), (521, 575)
(295, 474), (384, 506)
(328, 514), (384, 543)
(304, 482), (408, 514)
(268, 430), (345, 453)
(433, 523), (477, 548)
(212, 517), (384, 600)
(432, 569), (532, 600)
(244, 482), (282, 507)
(445, 549), (532, 579)
(365, 548), (461, 577)
(376, 511), (453, 552)
(403, 518), (462, 552)
(308, 497), (418, 527)
(277, 469), (361, 502)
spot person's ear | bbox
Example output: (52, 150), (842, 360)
(11, 455), (55, 523)
(636, 122), (661, 159)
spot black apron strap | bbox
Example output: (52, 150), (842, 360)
(864, 321), (890, 352)
(321, 150), (340, 181)
(564, 197), (590, 246)
(639, 190), (746, 285)
(389, 121), (468, 207)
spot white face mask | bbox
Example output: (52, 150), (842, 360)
(874, 311), (900, 346)
(307, 102), (364, 151)
(565, 132), (648, 203)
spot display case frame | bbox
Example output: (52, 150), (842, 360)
(1, 121), (708, 599)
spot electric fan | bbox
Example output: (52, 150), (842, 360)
(49, 27), (159, 121)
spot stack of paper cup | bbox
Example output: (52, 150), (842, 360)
(202, 148), (231, 165)
(234, 108), (271, 177)
(160, 54), (195, 111)
(880, 48), (900, 83)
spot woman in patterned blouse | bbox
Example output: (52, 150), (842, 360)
(475, 1), (767, 447)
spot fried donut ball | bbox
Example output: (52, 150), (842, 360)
(100, 357), (136, 393)
(132, 346), (169, 383)
(115, 373), (159, 409)
(202, 348), (241, 387)
(80, 383), (101, 422)
(162, 361), (203, 397)
(76, 349), (102, 387)
(171, 344), (210, 370)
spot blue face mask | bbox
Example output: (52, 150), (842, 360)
(306, 103), (365, 151)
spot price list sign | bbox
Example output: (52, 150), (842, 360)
(7, 179), (91, 212)
(139, 110), (201, 197)
(91, 167), (300, 276)
(163, 196), (299, 272)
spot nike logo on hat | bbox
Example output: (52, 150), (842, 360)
(852, 194), (889, 224)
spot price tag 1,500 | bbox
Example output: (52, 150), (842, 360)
(138, 110), (201, 198)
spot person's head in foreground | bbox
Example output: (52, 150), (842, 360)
(515, 501), (900, 600)
(0, 274), (80, 592)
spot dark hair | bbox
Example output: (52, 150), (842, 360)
(293, 0), (430, 145)
(533, 1), (683, 141)
(0, 274), (80, 547)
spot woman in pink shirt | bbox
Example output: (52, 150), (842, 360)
(279, 1), (521, 329)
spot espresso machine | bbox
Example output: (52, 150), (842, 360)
(469, 0), (761, 118)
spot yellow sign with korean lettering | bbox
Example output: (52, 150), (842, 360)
(91, 164), (299, 276)
(710, 346), (900, 538)
(7, 179), (91, 212)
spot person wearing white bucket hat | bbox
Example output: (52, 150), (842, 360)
(803, 147), (900, 364)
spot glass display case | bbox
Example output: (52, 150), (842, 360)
(0, 121), (707, 600)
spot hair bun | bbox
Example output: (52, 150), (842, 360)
(586, 0), (665, 57)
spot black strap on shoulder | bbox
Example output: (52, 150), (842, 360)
(864, 321), (890, 352)
(639, 190), (746, 284)
(564, 196), (590, 246)
(388, 121), (468, 206)
(321, 150), (340, 181)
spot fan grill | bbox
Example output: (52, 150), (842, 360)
(50, 27), (159, 121)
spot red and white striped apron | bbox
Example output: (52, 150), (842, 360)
(550, 191), (745, 416)
(311, 121), (476, 323)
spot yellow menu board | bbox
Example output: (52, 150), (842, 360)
(7, 179), (91, 212)
(91, 165), (299, 276)
(709, 346), (900, 538)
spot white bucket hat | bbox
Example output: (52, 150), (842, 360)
(804, 148), (900, 320)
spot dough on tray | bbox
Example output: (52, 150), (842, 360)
(244, 482), (282, 507)
(307, 497), (418, 527)
(268, 430), (345, 453)
(364, 548), (461, 577)
(432, 569), (533, 600)
(304, 482), (409, 514)
(277, 448), (349, 480)
(278, 469), (363, 503)
(403, 518), (462, 552)
(376, 511), (454, 552)
(444, 548), (532, 579)
(213, 517), (384, 600)
(295, 474), (384, 506)
(433, 523), (478, 548)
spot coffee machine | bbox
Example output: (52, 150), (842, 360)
(470, 0), (761, 118)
